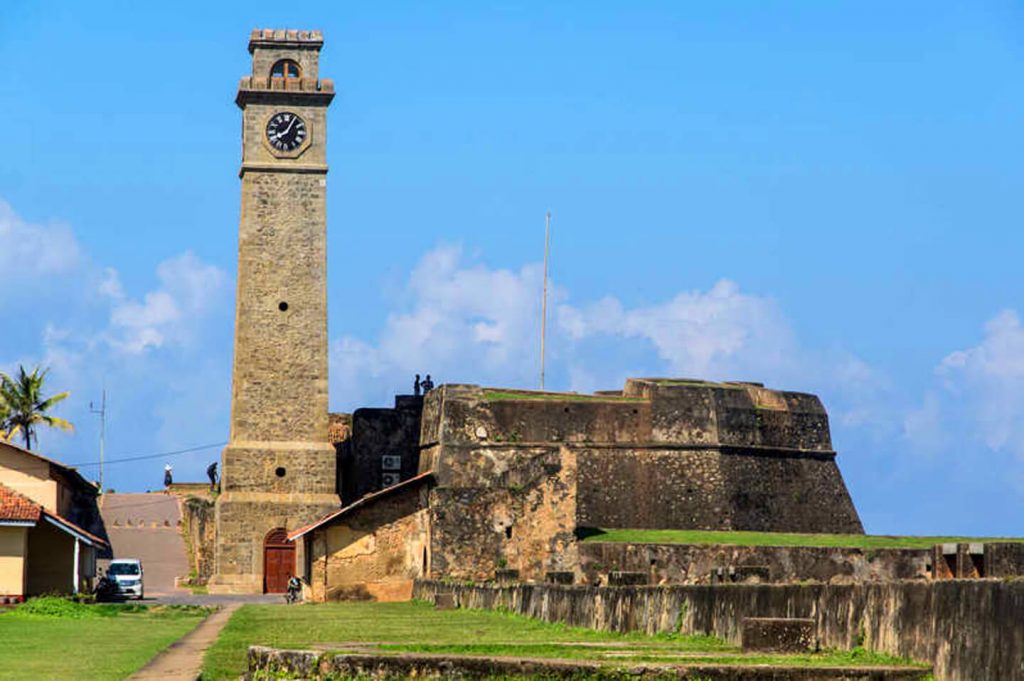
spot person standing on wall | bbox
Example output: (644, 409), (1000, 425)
(207, 461), (218, 492)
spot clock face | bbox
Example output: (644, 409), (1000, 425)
(266, 112), (307, 152)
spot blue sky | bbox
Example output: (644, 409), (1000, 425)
(2, 1), (1023, 535)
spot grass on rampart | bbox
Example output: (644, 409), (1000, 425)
(202, 601), (924, 680)
(381, 642), (924, 669)
(578, 527), (1024, 549)
(483, 390), (645, 403)
(0, 597), (209, 680)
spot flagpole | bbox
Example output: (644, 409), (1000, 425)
(540, 211), (551, 390)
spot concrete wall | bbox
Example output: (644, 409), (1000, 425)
(307, 484), (430, 602)
(414, 580), (1024, 681)
(0, 526), (27, 597)
(25, 520), (74, 595)
(0, 444), (56, 511)
(342, 397), (422, 505)
(579, 542), (930, 585)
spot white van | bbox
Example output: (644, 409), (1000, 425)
(107, 559), (144, 599)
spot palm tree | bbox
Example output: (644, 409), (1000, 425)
(0, 366), (73, 450)
(0, 399), (19, 443)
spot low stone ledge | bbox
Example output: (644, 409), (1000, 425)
(245, 645), (929, 680)
(545, 570), (575, 585)
(494, 568), (520, 582)
(607, 570), (648, 586)
(742, 617), (817, 653)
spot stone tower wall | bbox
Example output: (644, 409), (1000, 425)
(211, 29), (339, 594)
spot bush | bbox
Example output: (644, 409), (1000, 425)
(13, 595), (154, 618)
(15, 596), (106, 618)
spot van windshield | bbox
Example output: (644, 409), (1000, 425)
(108, 563), (140, 576)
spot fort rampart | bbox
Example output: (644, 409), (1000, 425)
(414, 580), (1024, 681)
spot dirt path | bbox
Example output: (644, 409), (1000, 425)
(127, 603), (240, 680)
(100, 493), (190, 598)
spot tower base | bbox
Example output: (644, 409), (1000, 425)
(209, 489), (340, 594)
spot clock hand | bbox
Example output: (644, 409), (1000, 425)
(280, 117), (298, 138)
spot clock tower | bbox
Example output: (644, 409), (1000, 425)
(209, 29), (339, 594)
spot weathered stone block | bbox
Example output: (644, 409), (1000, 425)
(494, 568), (520, 582)
(742, 617), (817, 653)
(545, 571), (575, 584)
(608, 571), (648, 586)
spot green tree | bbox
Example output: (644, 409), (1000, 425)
(0, 398), (19, 443)
(0, 366), (73, 450)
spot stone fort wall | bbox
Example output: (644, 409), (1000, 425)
(418, 379), (862, 535)
(413, 580), (1024, 681)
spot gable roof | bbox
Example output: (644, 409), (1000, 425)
(0, 482), (107, 547)
(0, 440), (99, 494)
(288, 471), (434, 542)
(0, 482), (42, 522)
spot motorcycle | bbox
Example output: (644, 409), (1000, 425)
(93, 571), (120, 602)
(285, 578), (302, 604)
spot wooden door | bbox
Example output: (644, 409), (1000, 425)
(263, 528), (294, 593)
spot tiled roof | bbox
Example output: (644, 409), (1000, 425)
(0, 483), (43, 522)
(41, 509), (108, 547)
(288, 471), (434, 541)
(0, 482), (107, 547)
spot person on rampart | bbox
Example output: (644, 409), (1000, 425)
(163, 463), (173, 490)
(413, 374), (421, 396)
(207, 461), (218, 492)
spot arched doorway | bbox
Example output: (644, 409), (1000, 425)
(263, 528), (294, 594)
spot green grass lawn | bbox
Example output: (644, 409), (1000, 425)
(201, 601), (924, 680)
(0, 599), (209, 681)
(579, 527), (1024, 549)
(483, 390), (645, 402)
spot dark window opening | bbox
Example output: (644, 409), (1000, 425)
(504, 525), (513, 539)
(275, 467), (286, 478)
(278, 302), (289, 311)
(271, 59), (301, 80)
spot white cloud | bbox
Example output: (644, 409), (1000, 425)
(0, 199), (81, 278)
(328, 245), (888, 425)
(558, 279), (796, 380)
(331, 244), (548, 406)
(911, 309), (1024, 459)
(106, 252), (230, 354)
(0, 198), (232, 490)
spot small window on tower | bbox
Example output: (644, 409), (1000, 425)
(271, 59), (301, 80)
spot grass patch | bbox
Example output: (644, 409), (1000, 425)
(201, 601), (731, 680)
(380, 642), (924, 668)
(0, 598), (209, 680)
(202, 602), (929, 680)
(483, 390), (644, 403)
(578, 528), (1024, 549)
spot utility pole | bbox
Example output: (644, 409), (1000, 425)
(89, 390), (106, 493)
(540, 211), (551, 391)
